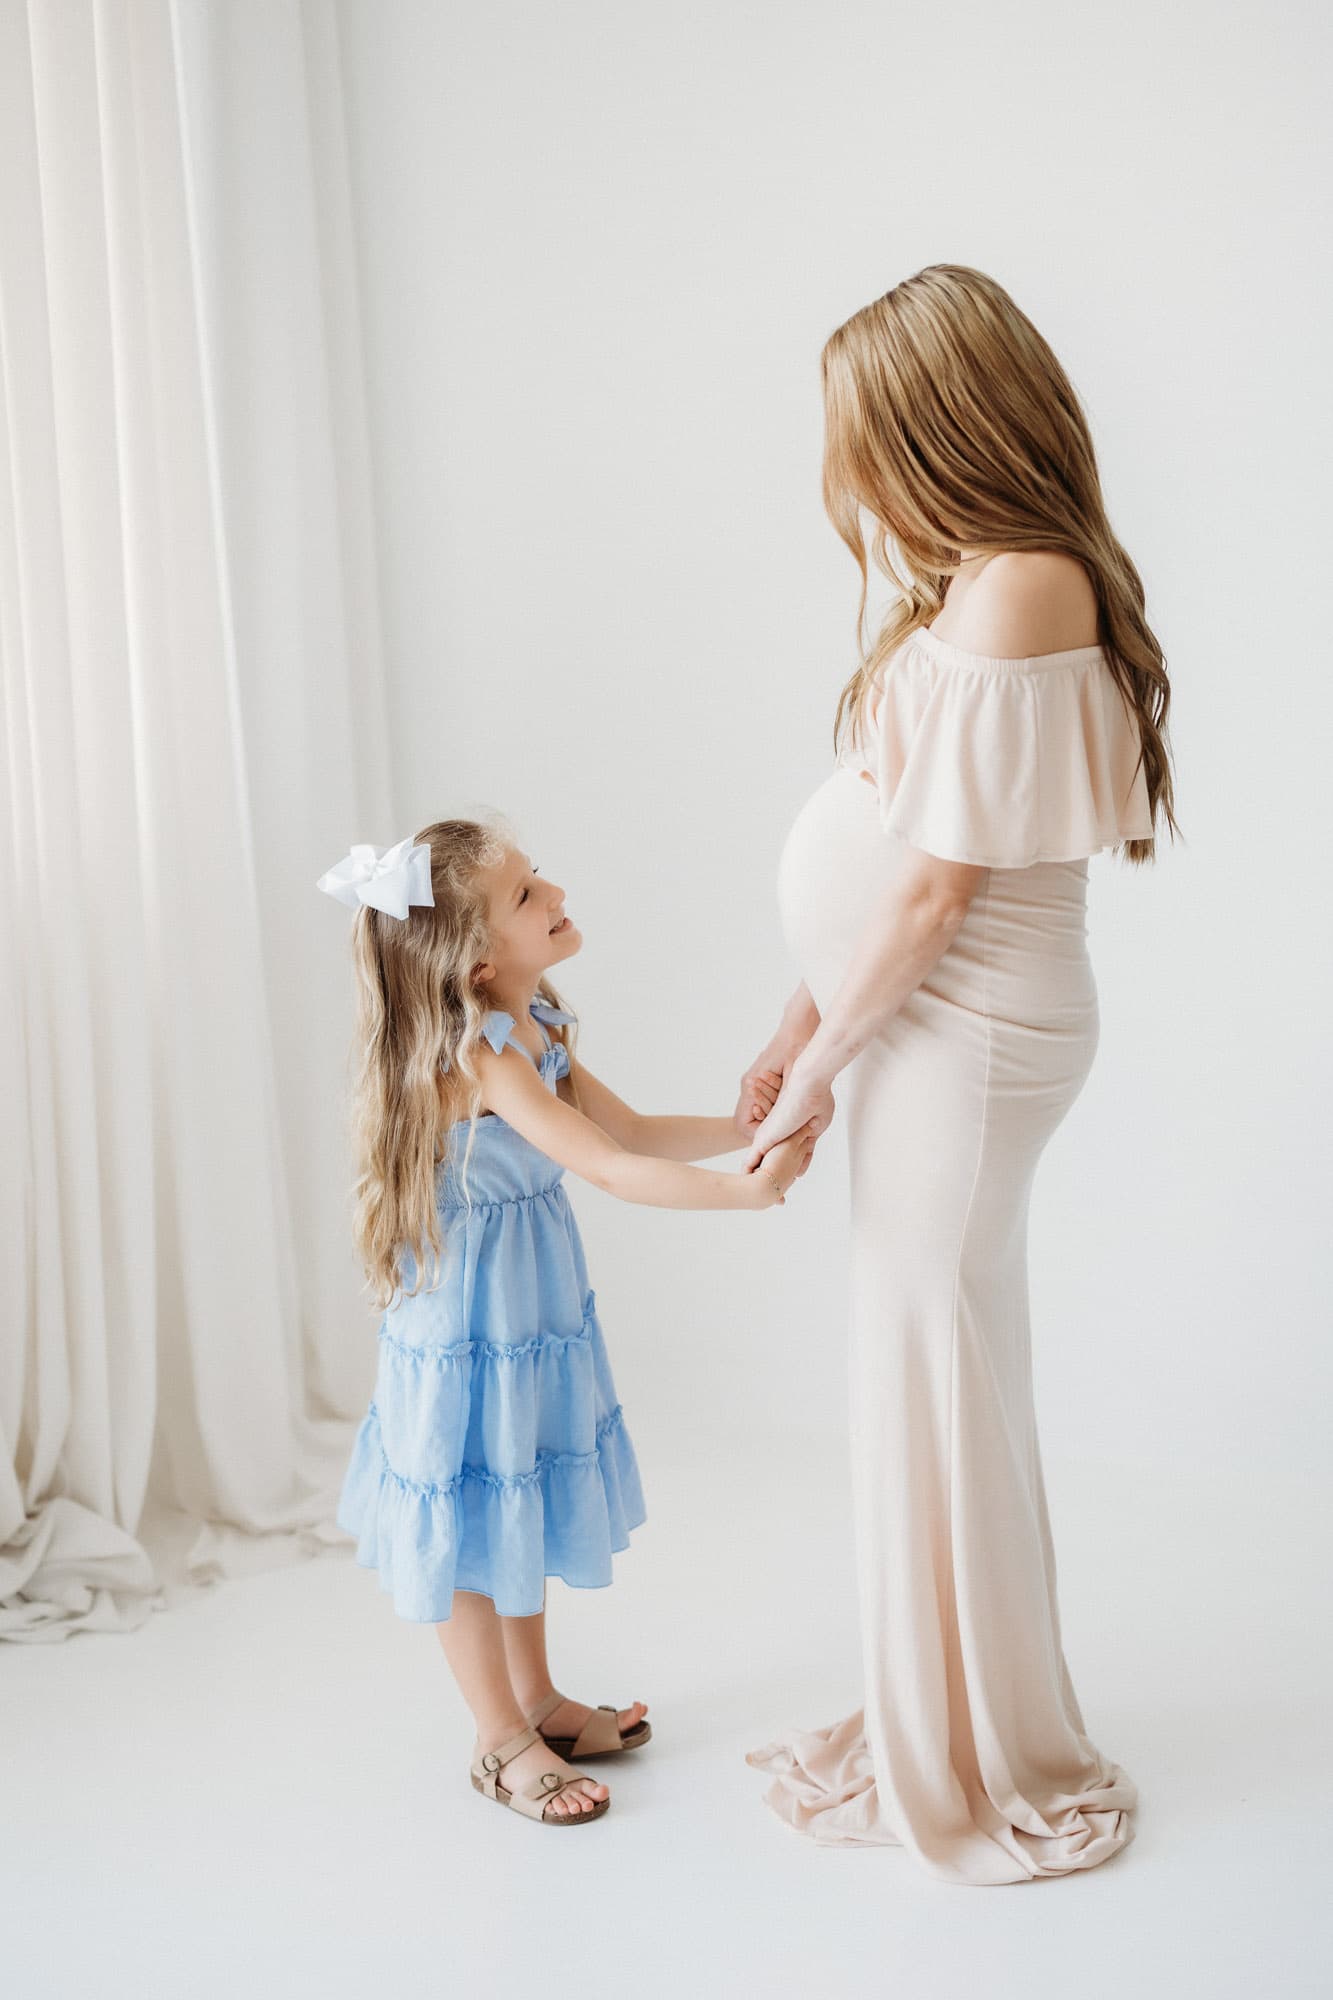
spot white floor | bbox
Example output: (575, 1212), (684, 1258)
(4, 1432), (1327, 2000)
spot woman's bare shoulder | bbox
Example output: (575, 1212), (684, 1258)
(942, 552), (1100, 657)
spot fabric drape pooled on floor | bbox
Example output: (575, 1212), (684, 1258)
(0, 0), (392, 1640)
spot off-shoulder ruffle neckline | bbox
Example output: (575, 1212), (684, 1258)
(908, 622), (1107, 675)
(848, 619), (1153, 866)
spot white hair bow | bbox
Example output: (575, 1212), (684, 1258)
(315, 838), (435, 920)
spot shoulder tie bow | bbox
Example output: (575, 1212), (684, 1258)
(530, 999), (577, 1028)
(442, 1005), (574, 1074)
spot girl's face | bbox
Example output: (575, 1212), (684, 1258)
(474, 846), (582, 992)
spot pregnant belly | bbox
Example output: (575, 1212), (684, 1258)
(778, 766), (1096, 1031)
(778, 768), (906, 1015)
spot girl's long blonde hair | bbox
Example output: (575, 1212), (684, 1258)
(823, 264), (1179, 863)
(347, 813), (581, 1308)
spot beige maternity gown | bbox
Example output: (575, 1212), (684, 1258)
(746, 622), (1147, 1886)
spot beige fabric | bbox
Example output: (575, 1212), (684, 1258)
(747, 634), (1141, 1884)
(837, 625), (1154, 866)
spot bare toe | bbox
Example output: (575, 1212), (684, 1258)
(549, 1773), (606, 1818)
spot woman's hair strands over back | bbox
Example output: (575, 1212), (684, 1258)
(822, 263), (1178, 863)
(348, 812), (580, 1309)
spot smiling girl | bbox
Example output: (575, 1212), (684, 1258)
(318, 812), (816, 1828)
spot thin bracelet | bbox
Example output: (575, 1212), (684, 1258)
(758, 1165), (786, 1205)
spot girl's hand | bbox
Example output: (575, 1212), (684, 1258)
(747, 1122), (818, 1206)
(743, 1063), (836, 1173)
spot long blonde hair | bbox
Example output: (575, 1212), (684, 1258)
(347, 813), (581, 1308)
(822, 264), (1179, 863)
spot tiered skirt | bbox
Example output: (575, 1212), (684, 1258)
(337, 1183), (646, 1621)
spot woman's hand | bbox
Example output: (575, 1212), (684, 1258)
(734, 1063), (783, 1140)
(743, 1059), (836, 1173)
(735, 986), (827, 1172)
(735, 1052), (823, 1179)
(734, 1032), (814, 1145)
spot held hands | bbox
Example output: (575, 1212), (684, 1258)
(747, 1121), (819, 1207)
(736, 1063), (784, 1142)
(734, 1051), (828, 1174)
(733, 1031), (837, 1205)
(741, 1060), (836, 1177)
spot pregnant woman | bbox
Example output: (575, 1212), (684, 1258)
(740, 265), (1177, 1886)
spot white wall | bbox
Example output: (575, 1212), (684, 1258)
(331, 0), (1331, 1535)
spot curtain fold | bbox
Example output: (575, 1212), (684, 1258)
(0, 0), (394, 1640)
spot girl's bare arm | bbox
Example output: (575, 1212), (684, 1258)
(563, 1057), (739, 1161)
(476, 1044), (808, 1210)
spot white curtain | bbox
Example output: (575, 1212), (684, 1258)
(0, 0), (393, 1639)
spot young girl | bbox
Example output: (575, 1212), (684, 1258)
(317, 813), (815, 1828)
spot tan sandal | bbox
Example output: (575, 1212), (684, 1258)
(526, 1687), (653, 1760)
(469, 1722), (609, 1826)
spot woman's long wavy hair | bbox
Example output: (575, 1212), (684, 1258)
(823, 264), (1178, 863)
(347, 813), (581, 1309)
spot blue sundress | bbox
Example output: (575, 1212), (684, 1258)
(336, 997), (647, 1621)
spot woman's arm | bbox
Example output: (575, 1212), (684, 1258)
(779, 980), (820, 1041)
(734, 981), (825, 1158)
(800, 849), (985, 1081)
(745, 849), (986, 1160)
(476, 1043), (811, 1209)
